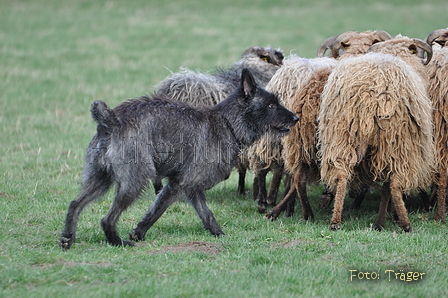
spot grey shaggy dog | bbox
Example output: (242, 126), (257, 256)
(60, 69), (298, 249)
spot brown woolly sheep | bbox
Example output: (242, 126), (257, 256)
(155, 46), (284, 195)
(318, 35), (436, 232)
(425, 28), (448, 222)
(262, 30), (393, 221)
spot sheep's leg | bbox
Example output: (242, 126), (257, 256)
(434, 171), (447, 222)
(389, 176), (412, 232)
(265, 175), (296, 220)
(319, 185), (334, 209)
(283, 174), (296, 217)
(266, 162), (284, 206)
(374, 182), (391, 231)
(419, 188), (431, 212)
(294, 164), (314, 221)
(429, 183), (438, 207)
(237, 167), (247, 195)
(252, 172), (259, 201)
(330, 170), (348, 230)
(256, 167), (269, 214)
(349, 184), (369, 211)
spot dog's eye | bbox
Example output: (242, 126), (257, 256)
(268, 103), (276, 109)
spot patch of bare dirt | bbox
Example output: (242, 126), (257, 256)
(148, 241), (224, 255)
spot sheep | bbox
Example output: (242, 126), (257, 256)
(262, 56), (338, 220)
(155, 46), (284, 195)
(317, 35), (436, 232)
(156, 46), (283, 106)
(318, 30), (393, 58)
(424, 28), (448, 222)
(262, 30), (392, 220)
(247, 129), (287, 213)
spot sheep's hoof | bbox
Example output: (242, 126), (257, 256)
(330, 222), (341, 231)
(266, 196), (276, 206)
(434, 213), (446, 222)
(401, 224), (413, 233)
(303, 212), (314, 221)
(264, 211), (279, 221)
(319, 194), (333, 209)
(374, 224), (384, 231)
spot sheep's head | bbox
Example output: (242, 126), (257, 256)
(241, 46), (284, 66)
(317, 30), (392, 58)
(367, 36), (433, 65)
(426, 28), (448, 48)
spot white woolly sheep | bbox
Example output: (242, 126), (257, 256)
(425, 28), (448, 222)
(318, 35), (436, 232)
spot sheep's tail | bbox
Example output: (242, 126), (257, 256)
(90, 100), (118, 132)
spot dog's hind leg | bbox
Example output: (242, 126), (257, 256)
(129, 181), (181, 241)
(101, 181), (146, 247)
(60, 170), (113, 249)
(188, 189), (225, 236)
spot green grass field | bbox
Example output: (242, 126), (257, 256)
(1, 0), (448, 297)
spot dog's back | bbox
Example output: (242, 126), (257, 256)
(91, 95), (239, 190)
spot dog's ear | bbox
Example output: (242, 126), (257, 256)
(241, 68), (257, 99)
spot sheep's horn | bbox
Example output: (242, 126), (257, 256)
(413, 38), (433, 65)
(426, 28), (448, 47)
(317, 35), (338, 57)
(241, 46), (262, 58)
(269, 48), (284, 66)
(366, 42), (384, 53)
(331, 31), (360, 58)
(374, 30), (392, 41)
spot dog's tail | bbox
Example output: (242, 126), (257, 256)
(90, 100), (119, 132)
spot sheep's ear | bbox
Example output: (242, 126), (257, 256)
(241, 68), (257, 99)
